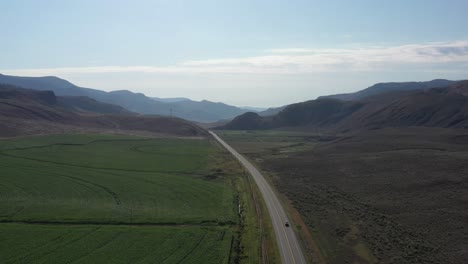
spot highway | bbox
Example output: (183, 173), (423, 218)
(210, 131), (308, 264)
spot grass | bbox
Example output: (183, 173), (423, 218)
(222, 127), (468, 264)
(216, 130), (310, 263)
(217, 129), (368, 264)
(0, 223), (232, 264)
(215, 130), (318, 156)
(0, 133), (262, 263)
(207, 142), (265, 264)
(0, 134), (235, 224)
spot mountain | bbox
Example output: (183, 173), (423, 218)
(0, 84), (206, 137)
(240, 106), (267, 112)
(0, 84), (58, 105)
(220, 112), (274, 130)
(221, 99), (363, 130)
(95, 90), (169, 115)
(336, 80), (468, 131)
(218, 81), (468, 132)
(168, 100), (248, 123)
(0, 74), (83, 95)
(319, 79), (456, 101)
(0, 84), (132, 115)
(57, 96), (133, 115)
(152, 97), (190, 103)
(0, 73), (251, 122)
(258, 105), (287, 116)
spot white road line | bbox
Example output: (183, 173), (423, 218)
(210, 131), (307, 264)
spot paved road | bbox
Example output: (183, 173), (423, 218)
(210, 131), (308, 264)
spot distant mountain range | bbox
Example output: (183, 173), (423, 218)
(0, 73), (254, 123)
(0, 84), (206, 137)
(57, 96), (134, 115)
(151, 97), (190, 103)
(3, 73), (466, 131)
(240, 106), (268, 112)
(258, 105), (287, 116)
(0, 84), (132, 115)
(219, 80), (468, 131)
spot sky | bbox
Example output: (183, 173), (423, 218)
(1, 0), (468, 107)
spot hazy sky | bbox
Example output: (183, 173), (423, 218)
(1, 0), (468, 107)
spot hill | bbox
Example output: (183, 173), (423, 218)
(0, 84), (206, 137)
(319, 79), (455, 101)
(0, 84), (132, 115)
(168, 99), (248, 122)
(221, 112), (273, 130)
(240, 106), (268, 112)
(258, 105), (287, 116)
(0, 73), (252, 122)
(219, 98), (364, 130)
(57, 96), (133, 115)
(219, 81), (468, 131)
(335, 81), (468, 131)
(151, 96), (190, 103)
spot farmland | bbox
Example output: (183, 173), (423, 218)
(0, 134), (260, 263)
(1, 224), (232, 264)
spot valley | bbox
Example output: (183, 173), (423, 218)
(3, 2), (468, 263)
(1, 74), (468, 263)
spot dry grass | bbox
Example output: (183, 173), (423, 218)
(220, 127), (468, 264)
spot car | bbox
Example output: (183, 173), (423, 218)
(285, 221), (290, 227)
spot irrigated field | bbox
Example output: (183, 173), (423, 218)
(1, 224), (232, 264)
(0, 134), (259, 263)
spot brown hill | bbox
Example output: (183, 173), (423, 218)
(0, 73), (254, 123)
(221, 112), (274, 130)
(0, 84), (206, 137)
(57, 96), (133, 115)
(337, 80), (468, 131)
(218, 81), (468, 132)
(319, 79), (455, 101)
(0, 84), (132, 115)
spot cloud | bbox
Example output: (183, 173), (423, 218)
(2, 41), (468, 76)
(264, 48), (315, 54)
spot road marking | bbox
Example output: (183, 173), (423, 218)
(271, 197), (297, 264)
(210, 131), (306, 264)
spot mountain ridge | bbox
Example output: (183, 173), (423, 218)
(219, 80), (468, 132)
(319, 79), (456, 101)
(0, 73), (253, 122)
(0, 83), (206, 137)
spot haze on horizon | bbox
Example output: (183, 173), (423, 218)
(1, 0), (468, 108)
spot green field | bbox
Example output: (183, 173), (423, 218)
(0, 134), (258, 263)
(1, 224), (232, 264)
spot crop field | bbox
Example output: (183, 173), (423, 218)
(1, 224), (232, 264)
(0, 134), (259, 263)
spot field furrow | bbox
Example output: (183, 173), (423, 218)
(0, 134), (257, 263)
